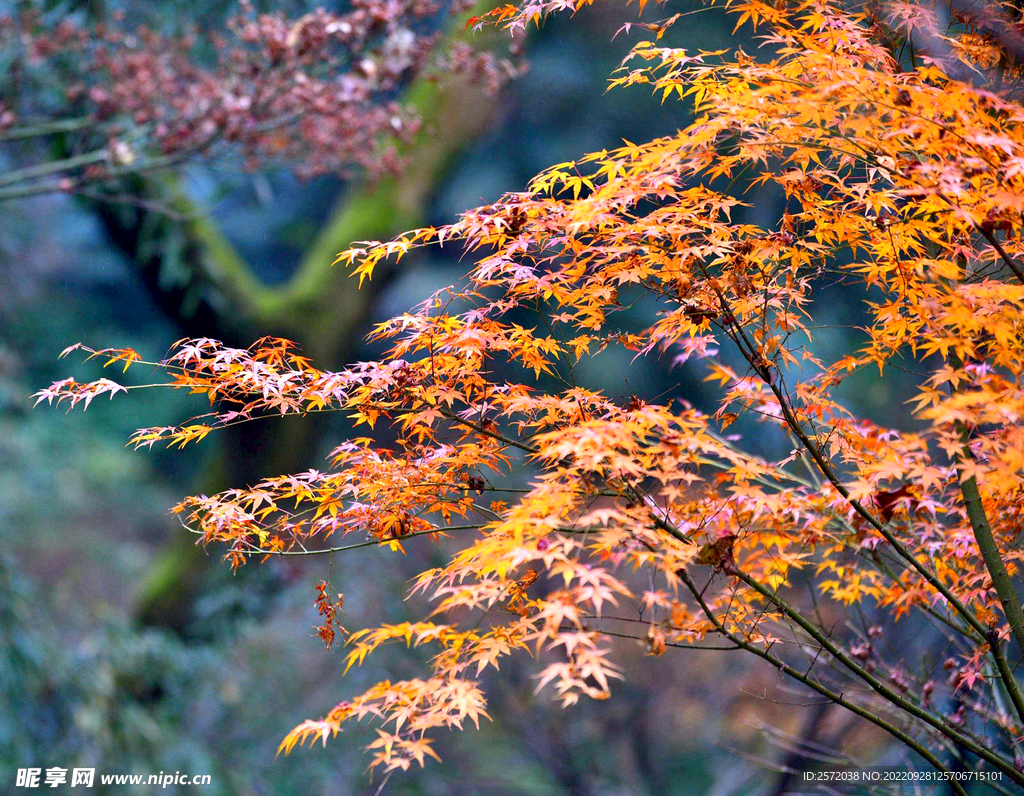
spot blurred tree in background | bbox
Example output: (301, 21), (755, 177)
(2, 0), (521, 628)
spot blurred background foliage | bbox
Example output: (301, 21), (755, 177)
(0, 0), (909, 793)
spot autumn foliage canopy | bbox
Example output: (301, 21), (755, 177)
(39, 0), (1024, 786)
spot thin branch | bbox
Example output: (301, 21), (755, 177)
(675, 568), (971, 796)
(730, 566), (1021, 781)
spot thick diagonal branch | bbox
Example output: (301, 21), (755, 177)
(954, 422), (1024, 657)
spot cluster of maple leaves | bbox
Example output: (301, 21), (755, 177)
(37, 0), (1024, 785)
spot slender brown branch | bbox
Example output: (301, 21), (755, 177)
(975, 225), (1024, 286)
(730, 566), (1021, 781)
(988, 628), (1024, 727)
(675, 568), (970, 795)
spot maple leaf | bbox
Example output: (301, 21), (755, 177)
(872, 484), (918, 525)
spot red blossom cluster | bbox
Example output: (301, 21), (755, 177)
(0, 0), (516, 201)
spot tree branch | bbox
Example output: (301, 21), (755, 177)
(675, 568), (971, 795)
